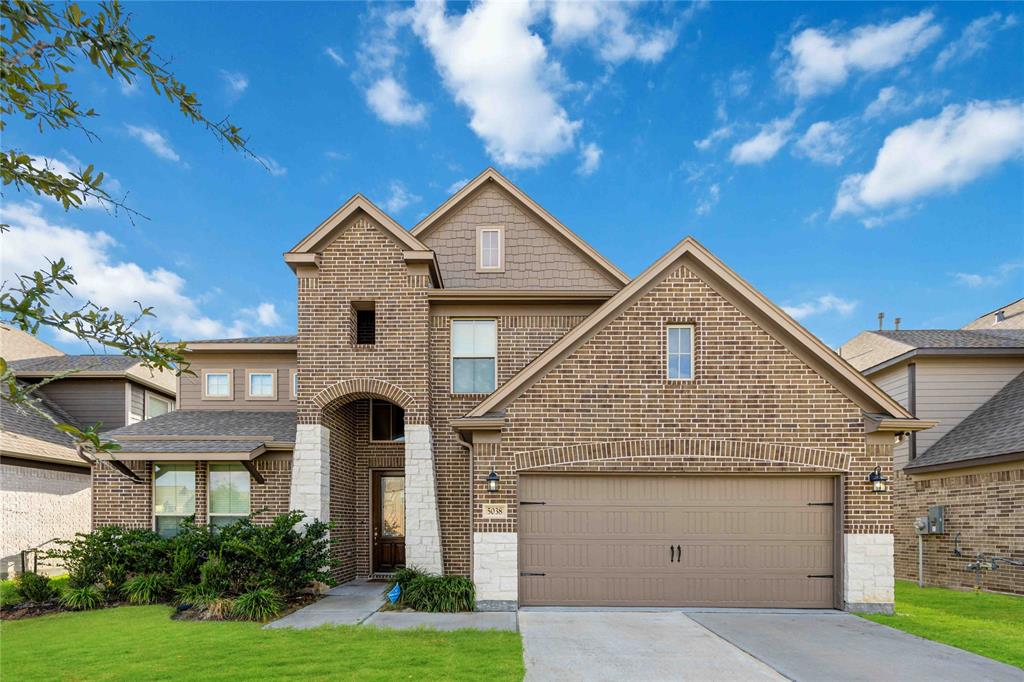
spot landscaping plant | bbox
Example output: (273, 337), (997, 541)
(123, 574), (171, 605)
(16, 571), (58, 604)
(389, 567), (475, 613)
(60, 585), (103, 611)
(233, 588), (284, 622)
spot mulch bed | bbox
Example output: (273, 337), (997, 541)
(3, 594), (323, 622)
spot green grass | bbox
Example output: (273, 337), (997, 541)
(862, 580), (1024, 669)
(1, 605), (524, 681)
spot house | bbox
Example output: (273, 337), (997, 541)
(92, 168), (933, 613)
(0, 327), (177, 576)
(839, 314), (1024, 595)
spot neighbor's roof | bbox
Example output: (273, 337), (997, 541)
(185, 334), (297, 344)
(906, 371), (1024, 472)
(0, 381), (85, 466)
(9, 354), (139, 373)
(874, 329), (1024, 348)
(841, 328), (1024, 373)
(99, 410), (296, 460)
(962, 297), (1024, 330)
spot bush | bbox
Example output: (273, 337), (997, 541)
(101, 563), (126, 601)
(175, 583), (219, 607)
(123, 573), (171, 605)
(47, 526), (168, 590)
(390, 567), (475, 613)
(60, 585), (103, 611)
(199, 552), (230, 594)
(16, 572), (57, 603)
(233, 587), (283, 621)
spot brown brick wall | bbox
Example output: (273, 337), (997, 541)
(894, 465), (1024, 595)
(419, 184), (620, 291)
(91, 457), (291, 529)
(474, 261), (886, 536)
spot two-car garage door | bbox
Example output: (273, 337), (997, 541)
(518, 475), (836, 608)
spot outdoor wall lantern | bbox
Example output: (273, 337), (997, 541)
(868, 466), (888, 493)
(486, 468), (500, 493)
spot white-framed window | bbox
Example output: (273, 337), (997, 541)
(369, 399), (405, 442)
(667, 325), (694, 381)
(208, 463), (250, 529)
(451, 319), (497, 394)
(146, 391), (173, 418)
(477, 226), (503, 271)
(291, 369), (298, 400)
(153, 462), (195, 538)
(246, 370), (276, 400)
(202, 369), (233, 400)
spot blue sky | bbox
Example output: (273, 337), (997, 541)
(3, 1), (1022, 350)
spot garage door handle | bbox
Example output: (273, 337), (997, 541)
(807, 574), (834, 578)
(520, 572), (546, 577)
(669, 545), (676, 563)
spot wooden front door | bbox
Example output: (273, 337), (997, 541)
(372, 471), (406, 573)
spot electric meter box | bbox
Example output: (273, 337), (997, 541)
(927, 506), (945, 534)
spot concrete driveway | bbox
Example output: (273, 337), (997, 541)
(520, 609), (1023, 682)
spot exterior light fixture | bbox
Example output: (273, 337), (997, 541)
(868, 466), (888, 493)
(486, 468), (500, 493)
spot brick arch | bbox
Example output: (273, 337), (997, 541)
(514, 438), (851, 473)
(312, 378), (414, 411)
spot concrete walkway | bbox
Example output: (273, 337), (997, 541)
(265, 579), (517, 631)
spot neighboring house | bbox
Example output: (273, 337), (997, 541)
(0, 329), (177, 576)
(93, 168), (932, 614)
(840, 317), (1024, 595)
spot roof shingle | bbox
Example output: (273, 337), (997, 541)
(9, 354), (140, 373)
(874, 329), (1024, 349)
(105, 410), (296, 443)
(185, 335), (297, 344)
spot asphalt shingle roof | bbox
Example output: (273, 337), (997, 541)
(906, 371), (1024, 470)
(874, 329), (1024, 349)
(0, 381), (80, 448)
(186, 335), (297, 344)
(105, 410), (296, 443)
(9, 354), (139, 373)
(113, 439), (273, 454)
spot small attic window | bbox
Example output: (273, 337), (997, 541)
(353, 302), (376, 345)
(477, 226), (504, 272)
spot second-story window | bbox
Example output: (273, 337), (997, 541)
(146, 391), (173, 418)
(452, 319), (497, 394)
(203, 370), (232, 399)
(667, 325), (694, 381)
(353, 302), (376, 345)
(477, 227), (503, 271)
(247, 371), (276, 399)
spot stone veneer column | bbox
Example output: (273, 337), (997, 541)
(290, 424), (330, 524)
(473, 532), (518, 610)
(844, 533), (895, 614)
(404, 424), (443, 574)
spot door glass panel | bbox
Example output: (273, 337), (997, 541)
(380, 476), (405, 538)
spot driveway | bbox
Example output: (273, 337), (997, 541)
(519, 609), (1023, 682)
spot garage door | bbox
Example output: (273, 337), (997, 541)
(519, 475), (835, 608)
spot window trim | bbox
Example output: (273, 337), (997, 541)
(201, 369), (234, 400)
(368, 398), (405, 443)
(476, 226), (505, 273)
(152, 461), (196, 538)
(145, 390), (173, 419)
(206, 461), (251, 527)
(450, 318), (498, 395)
(666, 324), (695, 382)
(245, 370), (277, 401)
(290, 369), (298, 401)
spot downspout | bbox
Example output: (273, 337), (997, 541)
(455, 430), (474, 577)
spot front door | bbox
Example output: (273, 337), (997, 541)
(372, 471), (406, 573)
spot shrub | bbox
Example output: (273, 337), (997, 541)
(175, 583), (219, 607)
(60, 585), (103, 611)
(101, 563), (126, 601)
(16, 572), (57, 603)
(123, 573), (171, 605)
(47, 526), (169, 589)
(390, 568), (475, 613)
(207, 597), (235, 620)
(233, 587), (283, 621)
(199, 552), (230, 594)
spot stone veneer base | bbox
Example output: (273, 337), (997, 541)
(404, 424), (444, 574)
(843, 533), (895, 610)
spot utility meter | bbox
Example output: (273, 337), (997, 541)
(927, 506), (946, 534)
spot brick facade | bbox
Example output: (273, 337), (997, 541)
(894, 465), (1024, 595)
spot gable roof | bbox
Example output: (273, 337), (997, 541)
(842, 329), (1024, 373)
(905, 371), (1024, 472)
(962, 297), (1024, 330)
(288, 193), (430, 256)
(0, 380), (85, 466)
(9, 354), (176, 395)
(464, 237), (921, 425)
(875, 329), (1024, 348)
(410, 168), (630, 287)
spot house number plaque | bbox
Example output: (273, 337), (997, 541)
(482, 503), (508, 519)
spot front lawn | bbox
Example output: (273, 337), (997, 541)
(861, 580), (1024, 669)
(1, 605), (524, 681)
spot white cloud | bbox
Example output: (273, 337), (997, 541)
(953, 262), (1023, 288)
(728, 69), (753, 98)
(119, 77), (139, 96)
(324, 47), (346, 67)
(446, 178), (470, 194)
(795, 121), (850, 165)
(783, 294), (857, 321)
(833, 101), (1024, 218)
(696, 183), (720, 215)
(125, 125), (181, 163)
(250, 154), (287, 177)
(780, 11), (942, 98)
(411, 0), (580, 168)
(863, 86), (948, 120)
(549, 1), (679, 63)
(576, 142), (602, 175)
(0, 202), (276, 340)
(382, 181), (420, 213)
(366, 77), (427, 125)
(935, 12), (1018, 71)
(694, 124), (733, 151)
(244, 302), (282, 326)
(219, 70), (249, 98)
(729, 115), (796, 164)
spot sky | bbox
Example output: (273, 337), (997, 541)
(3, 1), (1023, 351)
